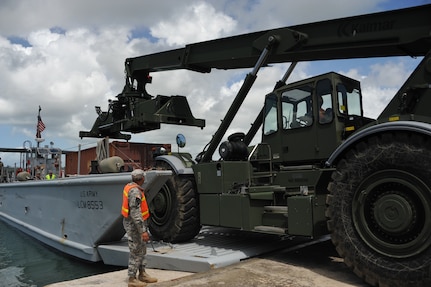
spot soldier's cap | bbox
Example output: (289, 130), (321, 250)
(131, 169), (145, 177)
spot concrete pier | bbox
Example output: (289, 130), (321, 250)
(45, 268), (193, 287)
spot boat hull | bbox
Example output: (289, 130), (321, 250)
(0, 171), (171, 262)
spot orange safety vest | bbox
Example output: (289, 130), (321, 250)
(121, 183), (149, 220)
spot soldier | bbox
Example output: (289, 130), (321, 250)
(45, 170), (56, 180)
(122, 169), (158, 287)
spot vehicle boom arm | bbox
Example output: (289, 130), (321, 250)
(80, 5), (431, 145)
(127, 5), (430, 77)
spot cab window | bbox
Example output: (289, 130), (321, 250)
(263, 93), (278, 135)
(316, 79), (334, 124)
(281, 85), (313, 129)
(337, 83), (362, 116)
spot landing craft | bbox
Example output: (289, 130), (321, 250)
(0, 136), (172, 262)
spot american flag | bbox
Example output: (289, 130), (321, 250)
(36, 107), (46, 138)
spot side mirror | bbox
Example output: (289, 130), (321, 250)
(176, 134), (186, 148)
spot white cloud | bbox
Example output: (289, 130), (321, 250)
(150, 2), (237, 46)
(340, 58), (420, 119)
(361, 86), (399, 119)
(367, 60), (413, 88)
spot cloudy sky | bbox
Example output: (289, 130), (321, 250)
(0, 0), (429, 166)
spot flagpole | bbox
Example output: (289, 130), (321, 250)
(36, 106), (45, 147)
(37, 106), (40, 147)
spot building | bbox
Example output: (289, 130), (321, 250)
(65, 141), (171, 175)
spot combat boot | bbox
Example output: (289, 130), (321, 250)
(128, 276), (147, 287)
(138, 271), (158, 283)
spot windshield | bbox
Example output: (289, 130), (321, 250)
(281, 85), (313, 129)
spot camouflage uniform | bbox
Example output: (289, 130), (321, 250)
(123, 185), (148, 278)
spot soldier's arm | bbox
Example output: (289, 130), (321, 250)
(128, 188), (145, 234)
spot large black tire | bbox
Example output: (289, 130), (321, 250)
(148, 174), (201, 243)
(326, 132), (431, 287)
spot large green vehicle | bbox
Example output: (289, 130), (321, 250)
(80, 4), (431, 287)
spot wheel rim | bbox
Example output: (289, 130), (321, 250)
(352, 169), (431, 258)
(150, 183), (173, 226)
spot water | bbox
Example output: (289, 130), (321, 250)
(0, 220), (123, 287)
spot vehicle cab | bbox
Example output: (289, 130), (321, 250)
(262, 72), (373, 167)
